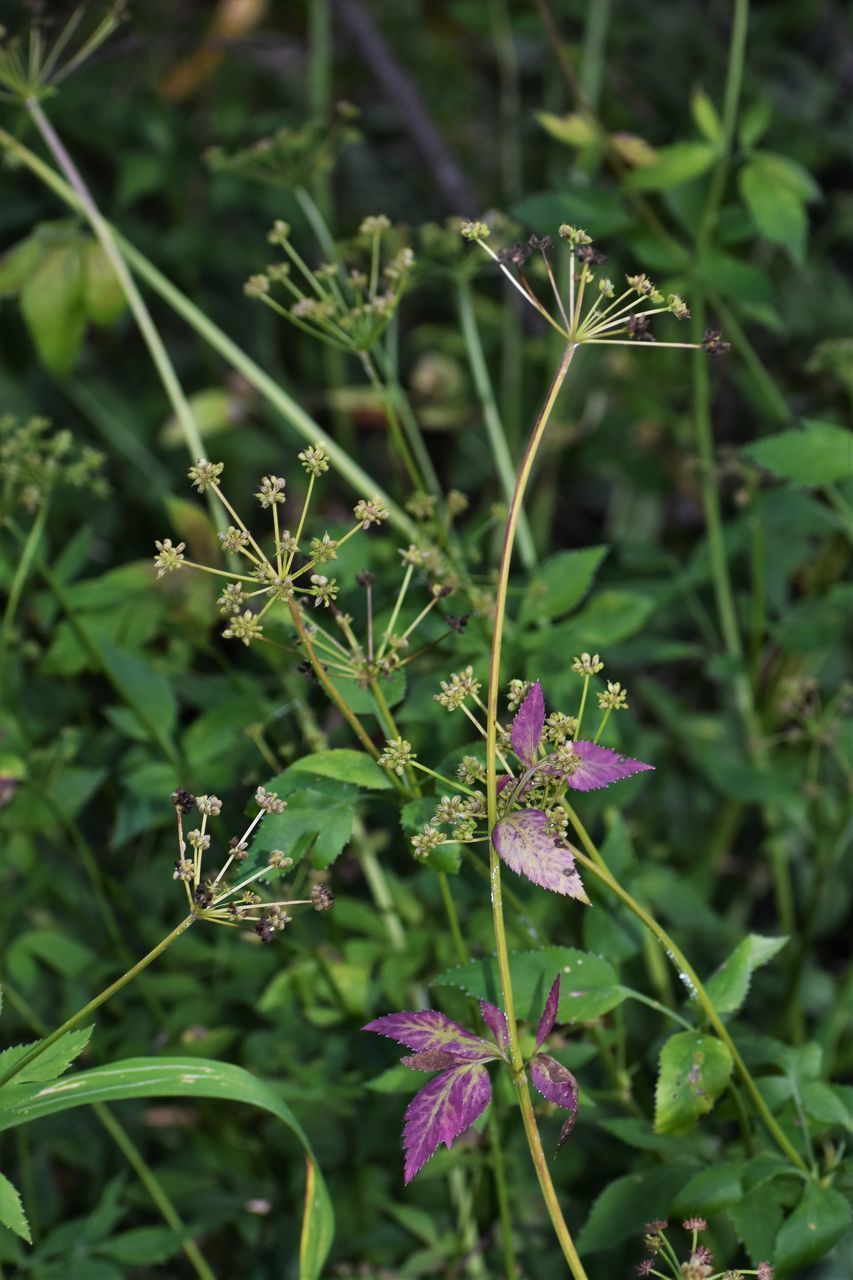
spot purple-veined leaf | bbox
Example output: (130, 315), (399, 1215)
(492, 810), (589, 902)
(403, 1062), (491, 1183)
(511, 681), (545, 766)
(530, 1053), (579, 1150)
(480, 1000), (510, 1055)
(535, 977), (561, 1050)
(553, 740), (653, 792)
(401, 1050), (462, 1072)
(363, 1010), (495, 1061)
(496, 774), (513, 794)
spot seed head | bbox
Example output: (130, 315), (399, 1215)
(217, 583), (246, 615)
(702, 328), (731, 357)
(255, 475), (286, 508)
(506, 678), (532, 712)
(411, 825), (444, 859)
(311, 884), (335, 911)
(309, 574), (338, 607)
(218, 526), (250, 553)
(460, 220), (490, 241)
(244, 274), (270, 297)
(360, 214), (391, 235)
(267, 220), (291, 246)
(434, 666), (481, 711)
(682, 1219), (707, 1233)
(222, 610), (264, 646)
(255, 785), (286, 815)
(268, 850), (293, 869)
(310, 532), (339, 564)
(298, 444), (330, 476)
(188, 459), (224, 492)
(196, 795), (222, 816)
(572, 652), (604, 676)
(598, 680), (628, 710)
(378, 737), (416, 775)
(558, 224), (592, 247)
(187, 830), (210, 852)
(171, 788), (195, 813)
(354, 498), (390, 529)
(229, 836), (249, 861)
(173, 858), (195, 881)
(153, 538), (185, 577)
(457, 756), (486, 785)
(757, 1266), (773, 1280)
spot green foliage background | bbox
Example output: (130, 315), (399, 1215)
(0, 1), (851, 1277)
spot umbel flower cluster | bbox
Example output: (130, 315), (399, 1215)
(380, 660), (651, 896)
(169, 786), (333, 942)
(636, 1217), (774, 1279)
(154, 448), (390, 648)
(205, 101), (360, 192)
(0, 414), (107, 514)
(245, 214), (414, 354)
(365, 975), (577, 1182)
(461, 220), (729, 355)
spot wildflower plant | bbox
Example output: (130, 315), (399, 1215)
(634, 1219), (774, 1280)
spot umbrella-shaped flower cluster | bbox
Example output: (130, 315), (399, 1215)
(364, 976), (578, 1183)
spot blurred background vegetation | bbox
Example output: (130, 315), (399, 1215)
(0, 1), (851, 1277)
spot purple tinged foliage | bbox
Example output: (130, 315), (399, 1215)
(511, 681), (545, 765)
(529, 1053), (579, 1150)
(553, 740), (653, 792)
(402, 1061), (491, 1183)
(492, 810), (589, 902)
(535, 977), (561, 1050)
(480, 1000), (511, 1055)
(364, 973), (578, 1181)
(362, 1010), (496, 1061)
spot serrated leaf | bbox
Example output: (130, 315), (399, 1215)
(773, 1183), (852, 1272)
(403, 1062), (491, 1183)
(0, 1057), (333, 1280)
(673, 1161), (744, 1215)
(626, 141), (716, 191)
(655, 1032), (733, 1133)
(518, 546), (608, 625)
(529, 1053), (578, 1148)
(19, 241), (87, 376)
(0, 1026), (93, 1089)
(706, 934), (789, 1015)
(547, 741), (654, 792)
(577, 1164), (694, 1253)
(511, 682), (544, 765)
(284, 748), (391, 790)
(0, 1172), (31, 1243)
(436, 948), (623, 1025)
(363, 1010), (495, 1062)
(740, 152), (816, 263)
(727, 1182), (789, 1265)
(745, 422), (852, 487)
(492, 809), (588, 899)
(251, 784), (354, 870)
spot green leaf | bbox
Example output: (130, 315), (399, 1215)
(97, 1226), (187, 1265)
(252, 783), (355, 869)
(739, 152), (818, 264)
(518, 546), (608, 625)
(727, 1181), (789, 1266)
(82, 242), (126, 327)
(19, 242), (88, 376)
(285, 748), (391, 790)
(673, 1161), (744, 1215)
(0, 1027), (93, 1088)
(691, 91), (723, 144)
(774, 1183), (852, 1273)
(0, 233), (46, 297)
(0, 1172), (31, 1243)
(435, 948), (625, 1025)
(160, 388), (235, 445)
(536, 111), (600, 147)
(706, 934), (789, 1015)
(745, 421), (852, 487)
(577, 1164), (694, 1252)
(563, 590), (654, 648)
(625, 141), (716, 191)
(655, 1032), (733, 1133)
(0, 1057), (334, 1280)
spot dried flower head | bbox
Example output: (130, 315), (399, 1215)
(188, 459), (224, 492)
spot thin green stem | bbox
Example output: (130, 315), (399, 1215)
(0, 917), (195, 1090)
(0, 125), (417, 543)
(562, 817), (808, 1174)
(1, 500), (48, 656)
(457, 279), (536, 568)
(360, 352), (423, 490)
(484, 344), (588, 1278)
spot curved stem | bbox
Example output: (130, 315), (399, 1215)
(562, 811), (809, 1175)
(484, 344), (588, 1277)
(0, 917), (195, 1090)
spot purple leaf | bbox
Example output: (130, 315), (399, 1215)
(480, 1000), (510, 1055)
(401, 1050), (463, 1072)
(511, 681), (545, 766)
(535, 977), (561, 1050)
(492, 810), (589, 902)
(530, 1053), (579, 1150)
(403, 1062), (492, 1183)
(363, 1010), (496, 1061)
(552, 740), (653, 792)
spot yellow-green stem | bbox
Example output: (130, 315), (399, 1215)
(485, 343), (588, 1278)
